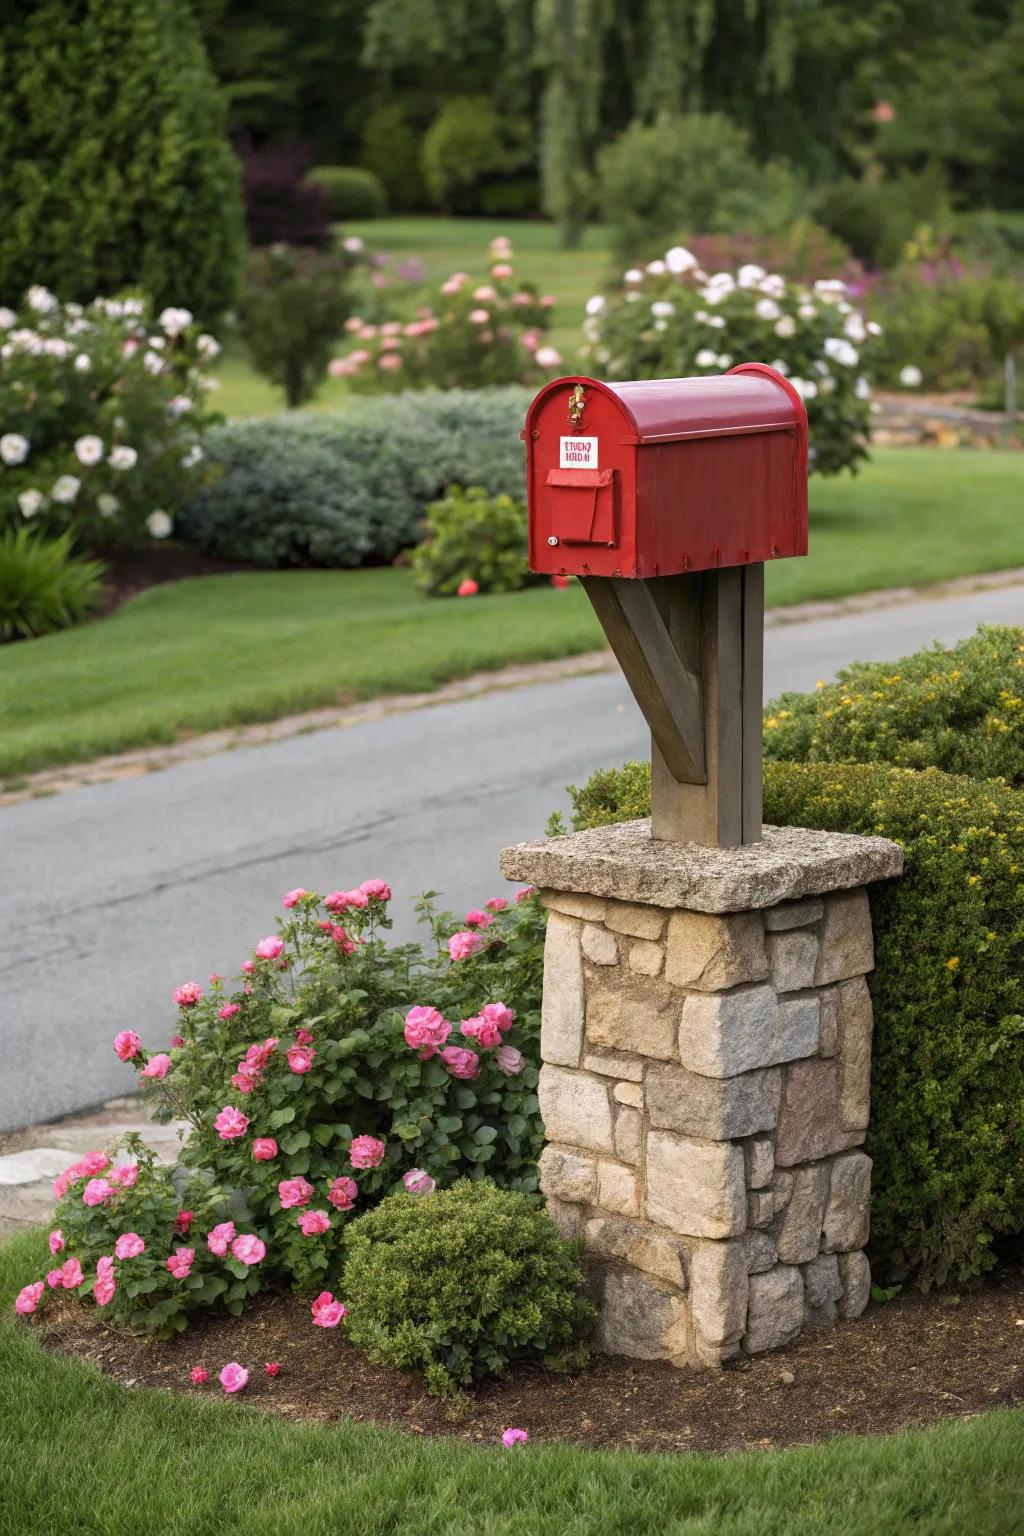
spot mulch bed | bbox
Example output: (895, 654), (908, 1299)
(93, 546), (248, 619)
(38, 1263), (1024, 1455)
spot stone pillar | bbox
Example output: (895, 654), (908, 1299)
(500, 820), (902, 1368)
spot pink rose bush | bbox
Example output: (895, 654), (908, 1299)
(330, 238), (560, 392)
(17, 881), (545, 1333)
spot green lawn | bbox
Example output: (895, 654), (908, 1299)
(1, 1232), (1021, 1536)
(214, 217), (610, 418)
(2, 449), (1022, 781)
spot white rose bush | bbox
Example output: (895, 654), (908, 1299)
(581, 247), (885, 476)
(0, 289), (219, 547)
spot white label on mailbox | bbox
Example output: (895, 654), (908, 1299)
(559, 435), (598, 469)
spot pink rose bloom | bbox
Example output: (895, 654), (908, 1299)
(278, 1177), (314, 1209)
(473, 285), (497, 301)
(295, 1028), (315, 1046)
(327, 1176), (358, 1211)
(403, 1005), (451, 1058)
(330, 924), (356, 955)
(52, 1170), (72, 1200)
(174, 1210), (194, 1236)
(219, 1362), (249, 1394)
(403, 1169), (436, 1196)
(480, 1002), (515, 1034)
(349, 1135), (386, 1169)
(219, 1003), (241, 1020)
(448, 930), (484, 961)
(540, 294), (555, 307)
(166, 1247), (195, 1279)
(15, 1282), (44, 1316)
(231, 1065), (259, 1094)
(485, 897), (508, 913)
(206, 1221), (237, 1256)
(170, 1034), (185, 1049)
(311, 1291), (348, 1328)
(60, 1257), (84, 1289)
(114, 1233), (145, 1260)
(441, 1045), (480, 1081)
(96, 1256), (114, 1282)
(173, 982), (203, 1008)
(245, 1039), (278, 1070)
(468, 308), (490, 324)
(241, 960), (254, 974)
(462, 1016), (501, 1049)
(109, 1163), (138, 1189)
(502, 1428), (529, 1447)
(231, 1234), (266, 1266)
(496, 1045), (525, 1076)
(464, 908), (492, 929)
(456, 579), (479, 598)
(94, 1276), (116, 1307)
(113, 1030), (142, 1061)
(520, 328), (541, 352)
(265, 1362), (281, 1377)
(82, 1178), (113, 1207)
(287, 1044), (316, 1074)
(515, 886), (536, 904)
(297, 1209), (331, 1236)
(252, 1138), (278, 1161)
(214, 1105), (249, 1140)
(360, 879), (392, 901)
(491, 263), (513, 278)
(323, 891), (349, 912)
(209, 973), (224, 983)
(379, 353), (402, 371)
(342, 888), (369, 909)
(78, 1151), (111, 1177)
(255, 935), (285, 961)
(48, 1229), (64, 1255)
(46, 1268), (63, 1289)
(141, 1053), (171, 1080)
(282, 888), (307, 908)
(190, 1366), (208, 1384)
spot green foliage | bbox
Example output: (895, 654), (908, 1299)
(0, 529), (105, 642)
(871, 261), (1024, 392)
(422, 97), (521, 213)
(0, 0), (243, 321)
(308, 167), (387, 221)
(239, 246), (362, 409)
(178, 387), (531, 568)
(566, 752), (1024, 1291)
(342, 1179), (594, 1396)
(412, 486), (533, 597)
(816, 168), (952, 271)
(764, 626), (1024, 786)
(597, 113), (807, 262)
(361, 104), (429, 212)
(0, 290), (218, 548)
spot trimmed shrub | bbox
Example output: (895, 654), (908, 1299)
(0, 529), (105, 642)
(764, 626), (1024, 787)
(0, 0), (243, 321)
(179, 387), (531, 568)
(412, 486), (531, 597)
(307, 166), (387, 221)
(361, 103), (428, 212)
(342, 1180), (594, 1397)
(239, 246), (362, 409)
(565, 756), (1024, 1291)
(422, 97), (516, 214)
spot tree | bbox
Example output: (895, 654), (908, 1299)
(0, 0), (244, 320)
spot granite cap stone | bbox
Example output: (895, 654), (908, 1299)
(500, 821), (903, 915)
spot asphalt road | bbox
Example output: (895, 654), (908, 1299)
(3, 582), (1021, 1131)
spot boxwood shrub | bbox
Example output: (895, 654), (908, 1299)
(764, 626), (1024, 787)
(566, 756), (1024, 1291)
(178, 387), (531, 568)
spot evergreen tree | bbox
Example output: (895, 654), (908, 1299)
(0, 0), (244, 319)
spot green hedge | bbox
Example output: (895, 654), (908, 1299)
(568, 757), (1024, 1291)
(307, 166), (387, 221)
(179, 388), (530, 568)
(764, 626), (1024, 787)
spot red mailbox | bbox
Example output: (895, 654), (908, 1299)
(523, 363), (807, 580)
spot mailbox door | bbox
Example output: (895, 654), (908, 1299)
(527, 384), (637, 577)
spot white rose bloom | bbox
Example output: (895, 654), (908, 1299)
(769, 359), (790, 375)
(625, 291), (641, 303)
(814, 360), (831, 377)
(0, 345), (10, 360)
(143, 351), (164, 374)
(814, 279), (847, 296)
(650, 300), (675, 319)
(582, 318), (599, 341)
(843, 312), (867, 342)
(716, 353), (733, 368)
(109, 445), (138, 471)
(755, 298), (781, 321)
(123, 298), (145, 318)
(585, 295), (606, 315)
(74, 434), (105, 466)
(26, 285), (57, 313)
(44, 338), (72, 359)
(182, 444), (204, 469)
(695, 348), (718, 367)
(623, 268), (644, 285)
(18, 488), (45, 518)
(167, 395), (193, 417)
(773, 315), (796, 338)
(706, 314), (726, 329)
(1, 432), (30, 465)
(343, 236), (365, 253)
(74, 353), (92, 373)
(855, 376), (871, 399)
(51, 474), (81, 503)
(97, 493), (120, 518)
(760, 274), (786, 298)
(899, 365), (923, 388)
(737, 264), (766, 288)
(789, 377), (818, 400)
(534, 345), (562, 367)
(867, 320), (882, 337)
(149, 335), (166, 350)
(147, 509), (173, 539)
(797, 303), (817, 320)
(0, 307), (15, 329)
(823, 336), (858, 368)
(197, 333), (221, 361)
(665, 245), (697, 274)
(594, 346), (610, 364)
(158, 306), (193, 335)
(653, 319), (667, 332)
(645, 259), (667, 276)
